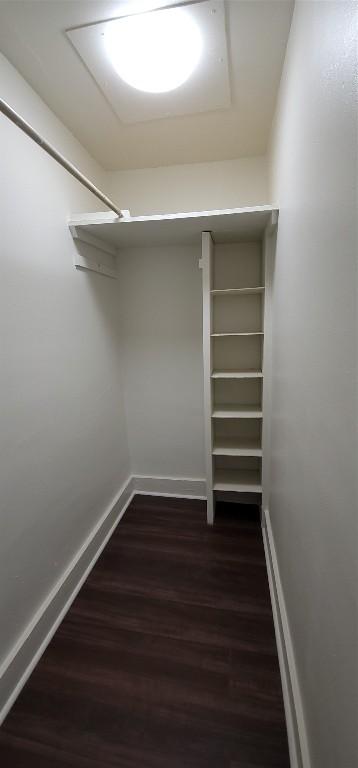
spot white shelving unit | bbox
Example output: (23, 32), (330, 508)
(69, 204), (277, 526)
(201, 209), (277, 524)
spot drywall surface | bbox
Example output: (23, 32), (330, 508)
(117, 246), (205, 479)
(269, 3), (357, 766)
(107, 156), (269, 216)
(0, 54), (130, 671)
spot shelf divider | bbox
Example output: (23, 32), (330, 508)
(211, 331), (264, 337)
(213, 438), (262, 457)
(213, 469), (262, 493)
(211, 369), (263, 379)
(211, 286), (265, 295)
(212, 404), (263, 419)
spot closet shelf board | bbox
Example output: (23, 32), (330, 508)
(213, 438), (262, 457)
(69, 206), (278, 249)
(211, 369), (263, 379)
(213, 469), (262, 493)
(211, 332), (264, 337)
(211, 287), (265, 295)
(212, 404), (263, 419)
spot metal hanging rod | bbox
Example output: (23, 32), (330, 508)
(0, 97), (124, 217)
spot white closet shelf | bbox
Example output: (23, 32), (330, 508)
(213, 438), (262, 457)
(211, 331), (264, 337)
(213, 469), (262, 493)
(211, 287), (265, 295)
(69, 206), (278, 249)
(212, 404), (263, 418)
(211, 369), (263, 379)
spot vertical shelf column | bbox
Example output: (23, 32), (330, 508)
(201, 232), (214, 524)
(261, 211), (278, 516)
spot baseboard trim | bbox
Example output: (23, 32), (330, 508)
(0, 475), (134, 726)
(262, 508), (311, 768)
(132, 474), (206, 499)
(0, 474), (206, 725)
(3, 483), (307, 751)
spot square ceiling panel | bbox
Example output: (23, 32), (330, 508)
(66, 0), (230, 124)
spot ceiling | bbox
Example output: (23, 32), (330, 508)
(0, 0), (294, 171)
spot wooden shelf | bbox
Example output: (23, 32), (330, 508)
(213, 469), (262, 493)
(211, 287), (265, 295)
(211, 332), (264, 338)
(211, 369), (263, 379)
(212, 404), (263, 419)
(213, 438), (262, 457)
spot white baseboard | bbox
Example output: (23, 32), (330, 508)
(132, 474), (206, 499)
(0, 473), (206, 725)
(0, 475), (135, 726)
(262, 508), (311, 768)
(2, 481), (308, 754)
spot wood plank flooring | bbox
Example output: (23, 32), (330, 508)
(0, 496), (289, 767)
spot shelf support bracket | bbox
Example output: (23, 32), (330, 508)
(70, 224), (119, 279)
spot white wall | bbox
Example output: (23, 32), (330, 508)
(0, 54), (130, 679)
(117, 245), (205, 479)
(107, 156), (269, 216)
(269, 3), (357, 766)
(108, 157), (269, 482)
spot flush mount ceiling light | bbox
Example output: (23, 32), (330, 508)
(104, 7), (203, 93)
(66, 1), (230, 124)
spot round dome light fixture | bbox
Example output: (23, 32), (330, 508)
(104, 7), (203, 94)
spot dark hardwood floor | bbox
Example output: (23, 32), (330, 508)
(0, 496), (289, 767)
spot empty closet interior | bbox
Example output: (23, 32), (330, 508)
(2, 3), (355, 765)
(70, 206), (277, 525)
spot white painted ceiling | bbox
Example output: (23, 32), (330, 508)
(0, 0), (294, 170)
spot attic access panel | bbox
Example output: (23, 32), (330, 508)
(66, 0), (230, 124)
